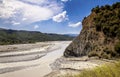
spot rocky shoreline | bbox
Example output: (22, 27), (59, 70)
(46, 56), (116, 77)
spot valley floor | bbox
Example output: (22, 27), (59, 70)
(0, 41), (71, 77)
(0, 41), (116, 77)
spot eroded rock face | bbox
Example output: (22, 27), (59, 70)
(64, 2), (120, 59)
(64, 30), (100, 57)
(64, 12), (118, 58)
(64, 13), (97, 57)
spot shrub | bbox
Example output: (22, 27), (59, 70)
(94, 2), (120, 38)
(92, 5), (100, 13)
(115, 42), (120, 54)
(88, 51), (99, 57)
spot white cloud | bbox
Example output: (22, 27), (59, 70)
(22, 18), (27, 21)
(0, 0), (63, 25)
(61, 0), (69, 2)
(52, 11), (68, 22)
(34, 25), (39, 29)
(11, 21), (20, 25)
(68, 21), (82, 28)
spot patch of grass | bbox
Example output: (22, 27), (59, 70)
(88, 51), (99, 57)
(64, 61), (120, 77)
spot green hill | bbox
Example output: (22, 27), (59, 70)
(0, 28), (74, 45)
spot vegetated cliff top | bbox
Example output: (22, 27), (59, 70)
(64, 2), (120, 59)
(0, 28), (74, 45)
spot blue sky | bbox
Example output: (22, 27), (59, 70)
(0, 0), (120, 34)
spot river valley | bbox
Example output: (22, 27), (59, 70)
(0, 41), (71, 77)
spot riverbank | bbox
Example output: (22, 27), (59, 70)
(72, 60), (120, 77)
(46, 56), (116, 77)
(0, 41), (59, 52)
(0, 41), (116, 77)
(0, 41), (71, 77)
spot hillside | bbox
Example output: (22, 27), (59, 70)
(64, 34), (79, 37)
(0, 28), (74, 45)
(64, 2), (120, 59)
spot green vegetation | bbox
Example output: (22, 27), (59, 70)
(0, 28), (74, 45)
(64, 2), (120, 77)
(92, 2), (120, 38)
(64, 2), (120, 59)
(88, 2), (120, 58)
(115, 42), (120, 54)
(66, 61), (120, 77)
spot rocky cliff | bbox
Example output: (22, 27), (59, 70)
(64, 2), (120, 59)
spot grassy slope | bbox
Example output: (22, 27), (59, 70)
(74, 61), (120, 77)
(64, 60), (120, 77)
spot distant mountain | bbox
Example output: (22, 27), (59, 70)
(0, 28), (74, 45)
(64, 2), (120, 59)
(64, 34), (79, 37)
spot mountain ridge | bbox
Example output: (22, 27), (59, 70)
(0, 28), (74, 45)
